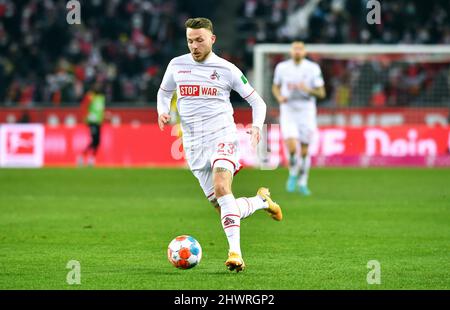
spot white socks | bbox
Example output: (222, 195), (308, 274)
(236, 196), (268, 219)
(288, 153), (301, 177)
(299, 155), (311, 186)
(217, 194), (270, 256)
(217, 194), (241, 255)
(288, 152), (311, 187)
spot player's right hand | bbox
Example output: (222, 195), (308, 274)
(158, 113), (171, 131)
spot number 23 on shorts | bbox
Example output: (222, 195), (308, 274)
(217, 142), (236, 156)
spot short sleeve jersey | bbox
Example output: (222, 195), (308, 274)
(273, 58), (324, 109)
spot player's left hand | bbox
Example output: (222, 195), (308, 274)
(246, 126), (261, 149)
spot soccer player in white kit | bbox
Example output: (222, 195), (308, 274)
(272, 42), (326, 195)
(157, 18), (283, 272)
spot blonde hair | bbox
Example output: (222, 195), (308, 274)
(291, 41), (305, 47)
(185, 17), (214, 33)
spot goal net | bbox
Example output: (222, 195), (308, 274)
(253, 44), (450, 126)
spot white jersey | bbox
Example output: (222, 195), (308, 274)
(159, 52), (259, 144)
(273, 58), (324, 111)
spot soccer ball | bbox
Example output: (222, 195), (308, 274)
(167, 235), (202, 269)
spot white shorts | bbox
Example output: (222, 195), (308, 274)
(280, 104), (317, 144)
(184, 124), (241, 201)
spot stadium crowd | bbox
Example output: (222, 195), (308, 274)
(0, 0), (449, 107)
(0, 0), (213, 106)
(238, 0), (450, 107)
(237, 0), (450, 46)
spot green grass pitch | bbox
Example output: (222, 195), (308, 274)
(0, 167), (449, 289)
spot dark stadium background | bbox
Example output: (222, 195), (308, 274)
(1, 0), (449, 106)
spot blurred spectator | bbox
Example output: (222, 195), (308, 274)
(1, 0), (207, 106)
(370, 84), (387, 107)
(236, 0), (450, 62)
(18, 110), (31, 123)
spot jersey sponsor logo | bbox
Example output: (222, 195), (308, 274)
(179, 85), (218, 97)
(179, 85), (200, 96)
(241, 75), (248, 84)
(178, 70), (191, 74)
(201, 86), (218, 96)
